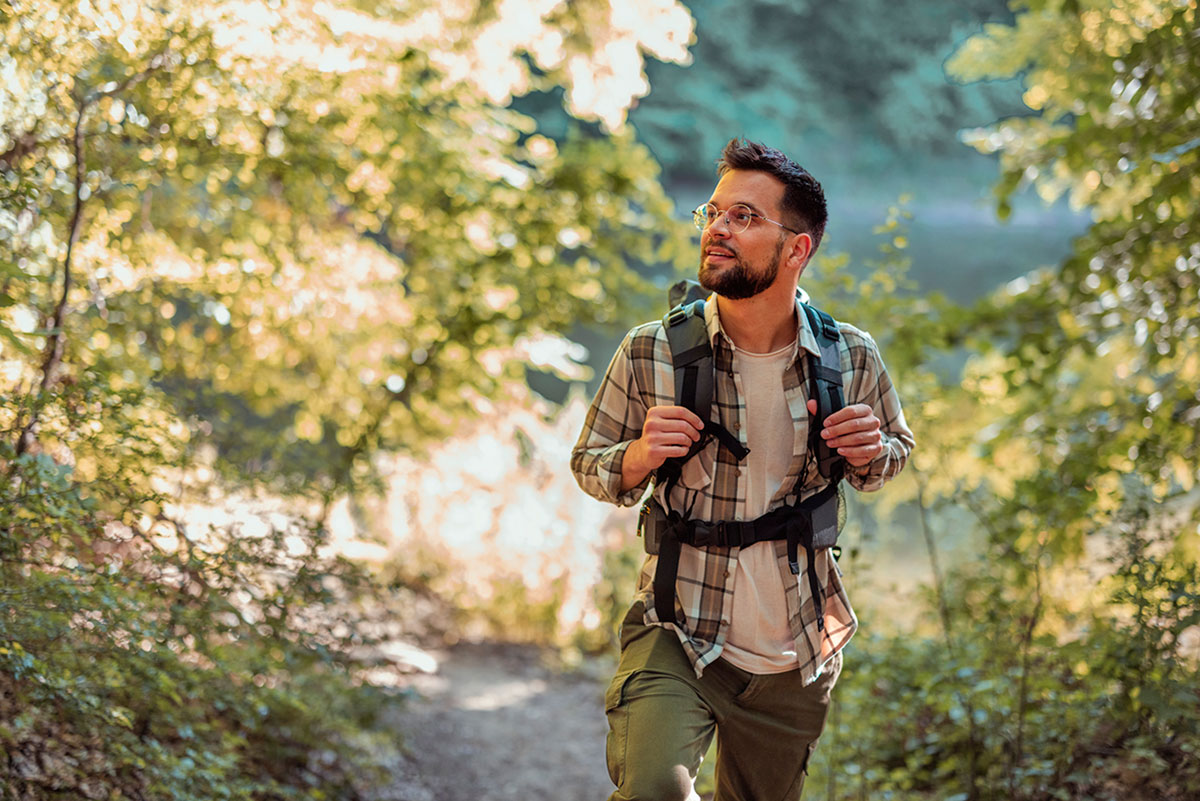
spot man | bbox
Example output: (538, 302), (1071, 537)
(570, 139), (915, 801)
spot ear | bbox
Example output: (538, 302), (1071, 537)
(786, 232), (814, 275)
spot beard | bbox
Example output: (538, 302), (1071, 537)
(698, 236), (786, 300)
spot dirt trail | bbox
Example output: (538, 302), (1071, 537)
(382, 642), (615, 801)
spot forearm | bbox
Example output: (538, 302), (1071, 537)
(841, 330), (915, 492)
(845, 425), (913, 491)
(570, 325), (691, 505)
(571, 440), (652, 506)
(619, 438), (655, 492)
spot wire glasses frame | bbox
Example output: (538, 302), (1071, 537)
(692, 202), (800, 235)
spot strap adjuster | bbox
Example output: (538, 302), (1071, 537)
(688, 520), (717, 548)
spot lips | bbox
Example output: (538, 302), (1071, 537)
(704, 244), (735, 260)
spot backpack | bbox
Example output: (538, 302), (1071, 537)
(638, 279), (847, 631)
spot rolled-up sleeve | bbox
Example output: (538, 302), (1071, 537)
(570, 329), (653, 506)
(840, 327), (915, 492)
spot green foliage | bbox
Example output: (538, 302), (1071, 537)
(799, 3), (1200, 799)
(942, 0), (1199, 588)
(0, 413), (392, 799)
(0, 0), (695, 796)
(809, 548), (1199, 801)
(0, 0), (694, 492)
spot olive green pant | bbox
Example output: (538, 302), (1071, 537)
(604, 603), (841, 801)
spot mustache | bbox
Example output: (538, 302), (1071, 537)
(703, 238), (737, 257)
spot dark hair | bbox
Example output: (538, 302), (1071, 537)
(717, 138), (827, 253)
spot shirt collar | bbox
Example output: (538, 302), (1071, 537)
(702, 292), (822, 362)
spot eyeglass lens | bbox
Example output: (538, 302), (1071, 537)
(694, 203), (755, 233)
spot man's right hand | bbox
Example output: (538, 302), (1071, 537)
(620, 405), (705, 491)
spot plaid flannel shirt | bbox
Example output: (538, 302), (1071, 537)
(571, 295), (915, 683)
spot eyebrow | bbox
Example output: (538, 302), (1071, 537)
(707, 199), (768, 215)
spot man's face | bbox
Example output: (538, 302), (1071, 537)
(698, 170), (791, 300)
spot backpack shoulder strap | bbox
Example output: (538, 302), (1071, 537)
(801, 302), (846, 480)
(664, 299), (713, 425)
(652, 297), (723, 627)
(654, 299), (748, 500)
(654, 299), (712, 502)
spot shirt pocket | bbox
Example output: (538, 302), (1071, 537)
(677, 439), (714, 491)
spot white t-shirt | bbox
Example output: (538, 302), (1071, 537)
(721, 340), (801, 674)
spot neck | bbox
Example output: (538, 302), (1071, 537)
(714, 282), (797, 354)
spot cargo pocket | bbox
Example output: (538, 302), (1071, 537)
(801, 741), (817, 775)
(606, 604), (647, 790)
(782, 742), (818, 801)
(604, 669), (636, 790)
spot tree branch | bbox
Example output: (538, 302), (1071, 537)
(13, 52), (174, 457)
(914, 468), (984, 799)
(1010, 541), (1045, 797)
(14, 93), (87, 457)
(915, 468), (954, 645)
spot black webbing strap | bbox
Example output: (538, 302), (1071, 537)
(647, 481), (841, 630)
(665, 300), (713, 426)
(654, 299), (710, 513)
(796, 303), (844, 629)
(655, 300), (708, 626)
(704, 421), (749, 460)
(801, 303), (846, 480)
(652, 508), (685, 627)
(660, 299), (750, 472)
(654, 299), (750, 625)
(788, 482), (840, 631)
(652, 422), (749, 626)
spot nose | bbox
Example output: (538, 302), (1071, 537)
(707, 211), (733, 237)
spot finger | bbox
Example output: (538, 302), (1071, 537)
(647, 435), (698, 461)
(837, 444), (883, 465)
(649, 429), (701, 449)
(822, 404), (873, 426)
(649, 417), (703, 441)
(825, 431), (882, 449)
(821, 415), (880, 440)
(652, 405), (705, 432)
(806, 398), (817, 416)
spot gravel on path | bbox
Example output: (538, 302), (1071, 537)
(382, 642), (616, 801)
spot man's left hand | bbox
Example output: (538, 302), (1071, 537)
(806, 400), (883, 467)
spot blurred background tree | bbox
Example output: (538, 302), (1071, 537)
(804, 2), (1200, 799)
(0, 0), (694, 797)
(625, 0), (1087, 303)
(1, 0), (697, 495)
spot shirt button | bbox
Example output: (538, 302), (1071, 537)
(732, 423), (741, 431)
(724, 570), (731, 578)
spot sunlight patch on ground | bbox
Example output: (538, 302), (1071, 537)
(456, 678), (550, 711)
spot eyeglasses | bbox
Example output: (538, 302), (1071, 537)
(692, 202), (799, 235)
